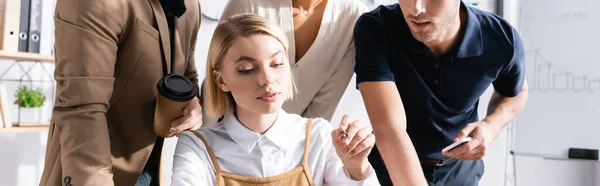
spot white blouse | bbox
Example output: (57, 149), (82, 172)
(170, 109), (380, 186)
(220, 0), (369, 121)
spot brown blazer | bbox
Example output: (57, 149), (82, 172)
(39, 0), (201, 185)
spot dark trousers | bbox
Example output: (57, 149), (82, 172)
(368, 145), (485, 186)
(135, 137), (164, 186)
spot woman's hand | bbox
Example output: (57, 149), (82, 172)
(331, 115), (375, 181)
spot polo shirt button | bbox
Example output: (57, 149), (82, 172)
(434, 80), (440, 85)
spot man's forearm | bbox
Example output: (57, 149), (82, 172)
(374, 128), (427, 186)
(358, 82), (427, 185)
(484, 82), (529, 133)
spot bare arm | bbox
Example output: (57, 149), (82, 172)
(446, 26), (528, 159)
(447, 82), (529, 159)
(450, 25), (528, 149)
(483, 26), (529, 135)
(358, 82), (427, 186)
(485, 82), (528, 135)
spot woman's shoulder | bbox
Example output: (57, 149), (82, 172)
(331, 0), (370, 16)
(178, 124), (229, 150)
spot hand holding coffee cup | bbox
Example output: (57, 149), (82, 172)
(154, 74), (203, 137)
(169, 96), (203, 136)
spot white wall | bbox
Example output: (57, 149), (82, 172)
(0, 131), (47, 186)
(507, 156), (600, 186)
(503, 0), (600, 185)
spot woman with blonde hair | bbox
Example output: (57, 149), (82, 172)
(219, 0), (369, 121)
(170, 14), (379, 186)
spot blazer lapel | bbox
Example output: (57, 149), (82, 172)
(148, 0), (171, 74)
(170, 17), (182, 74)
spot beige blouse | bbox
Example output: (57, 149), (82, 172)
(221, 0), (369, 121)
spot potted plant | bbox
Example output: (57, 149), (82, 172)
(14, 86), (46, 125)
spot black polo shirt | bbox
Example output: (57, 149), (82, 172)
(354, 2), (526, 159)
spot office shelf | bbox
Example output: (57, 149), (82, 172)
(0, 51), (56, 127)
(0, 125), (49, 132)
(0, 50), (54, 63)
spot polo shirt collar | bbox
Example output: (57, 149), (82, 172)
(455, 1), (483, 58)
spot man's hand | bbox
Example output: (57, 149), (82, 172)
(443, 121), (500, 160)
(170, 97), (203, 136)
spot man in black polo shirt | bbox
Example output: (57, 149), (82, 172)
(353, 0), (528, 185)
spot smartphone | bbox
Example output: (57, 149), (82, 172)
(442, 137), (472, 153)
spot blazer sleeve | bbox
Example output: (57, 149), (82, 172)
(302, 42), (356, 121)
(184, 2), (202, 100)
(52, 0), (123, 185)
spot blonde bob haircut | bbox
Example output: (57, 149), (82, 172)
(204, 13), (295, 118)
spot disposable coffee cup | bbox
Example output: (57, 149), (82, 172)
(154, 74), (197, 138)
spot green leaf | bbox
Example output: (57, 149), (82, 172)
(14, 86), (46, 108)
